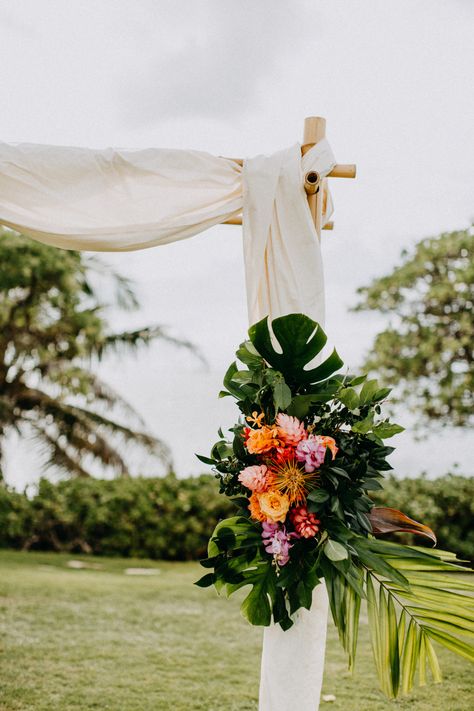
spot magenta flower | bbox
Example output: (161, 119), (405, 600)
(261, 521), (293, 566)
(295, 435), (327, 473)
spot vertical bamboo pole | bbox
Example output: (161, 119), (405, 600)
(303, 116), (326, 238)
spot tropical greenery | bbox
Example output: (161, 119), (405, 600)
(196, 313), (474, 698)
(0, 472), (472, 562)
(1, 550), (472, 711)
(0, 473), (233, 558)
(0, 229), (194, 480)
(354, 227), (473, 428)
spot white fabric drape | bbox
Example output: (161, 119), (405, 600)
(244, 142), (335, 711)
(0, 137), (336, 711)
(0, 142), (243, 250)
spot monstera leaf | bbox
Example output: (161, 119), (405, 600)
(248, 314), (344, 385)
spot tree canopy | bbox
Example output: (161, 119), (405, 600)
(0, 229), (195, 479)
(354, 227), (473, 428)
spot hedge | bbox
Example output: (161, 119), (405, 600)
(0, 473), (472, 561)
(0, 474), (233, 560)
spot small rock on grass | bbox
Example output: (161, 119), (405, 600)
(67, 560), (103, 570)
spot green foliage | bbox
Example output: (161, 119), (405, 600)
(0, 228), (195, 478)
(1, 473), (471, 564)
(197, 312), (474, 698)
(0, 474), (233, 559)
(355, 227), (474, 427)
(332, 540), (474, 698)
(248, 314), (343, 385)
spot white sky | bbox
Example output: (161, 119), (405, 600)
(1, 0), (473, 488)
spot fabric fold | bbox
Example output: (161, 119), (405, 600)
(0, 143), (243, 251)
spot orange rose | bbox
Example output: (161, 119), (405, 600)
(248, 492), (267, 522)
(258, 490), (290, 523)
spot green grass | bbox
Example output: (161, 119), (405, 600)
(0, 551), (472, 710)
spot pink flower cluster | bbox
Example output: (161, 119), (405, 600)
(261, 522), (294, 566)
(238, 412), (339, 566)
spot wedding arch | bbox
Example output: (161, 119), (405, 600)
(0, 115), (356, 711)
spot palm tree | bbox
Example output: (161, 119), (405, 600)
(0, 228), (197, 479)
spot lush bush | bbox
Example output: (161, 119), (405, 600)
(0, 474), (233, 560)
(0, 473), (472, 560)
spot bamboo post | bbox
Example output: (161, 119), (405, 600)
(303, 116), (326, 237)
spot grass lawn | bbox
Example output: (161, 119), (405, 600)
(0, 551), (472, 711)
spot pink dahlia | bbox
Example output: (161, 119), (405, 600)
(295, 436), (327, 472)
(261, 521), (293, 566)
(290, 506), (320, 539)
(276, 413), (306, 446)
(238, 464), (271, 493)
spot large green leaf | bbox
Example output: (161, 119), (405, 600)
(361, 542), (474, 698)
(248, 314), (343, 385)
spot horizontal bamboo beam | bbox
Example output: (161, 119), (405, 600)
(224, 154), (356, 179)
(223, 216), (334, 230)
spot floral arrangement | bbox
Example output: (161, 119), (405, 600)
(196, 314), (474, 698)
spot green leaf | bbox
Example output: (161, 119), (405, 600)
(208, 516), (259, 557)
(194, 573), (215, 588)
(401, 618), (420, 694)
(338, 387), (360, 411)
(236, 340), (264, 367)
(222, 362), (244, 399)
(373, 387), (392, 402)
(307, 489), (330, 504)
(352, 413), (375, 434)
(273, 381), (292, 411)
(373, 422), (405, 438)
(362, 478), (384, 490)
(324, 539), (349, 561)
(424, 628), (474, 663)
(359, 379), (380, 405)
(195, 454), (216, 466)
(286, 390), (335, 418)
(248, 314), (343, 385)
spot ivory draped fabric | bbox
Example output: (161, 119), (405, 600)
(0, 138), (337, 710)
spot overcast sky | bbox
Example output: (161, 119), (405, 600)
(1, 0), (473, 487)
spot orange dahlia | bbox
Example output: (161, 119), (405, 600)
(246, 425), (282, 455)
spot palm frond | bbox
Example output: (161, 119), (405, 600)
(30, 422), (93, 478)
(359, 538), (474, 697)
(41, 364), (148, 423)
(17, 385), (171, 474)
(84, 255), (140, 310)
(95, 326), (205, 364)
(326, 563), (362, 672)
(328, 538), (474, 698)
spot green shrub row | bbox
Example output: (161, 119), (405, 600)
(0, 474), (233, 560)
(0, 473), (472, 560)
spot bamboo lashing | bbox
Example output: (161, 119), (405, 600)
(222, 116), (356, 232)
